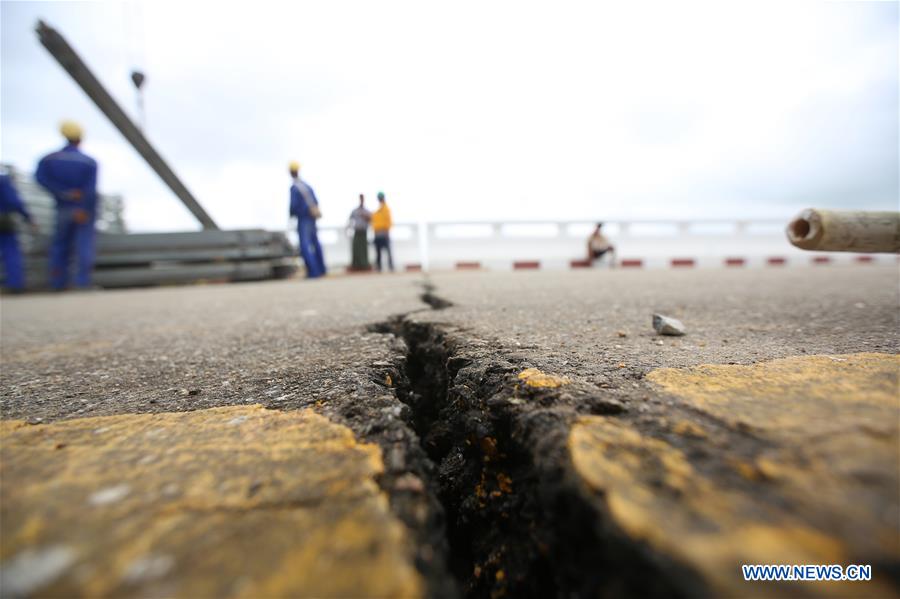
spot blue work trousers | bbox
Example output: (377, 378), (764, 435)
(297, 219), (326, 278)
(50, 209), (96, 290)
(0, 233), (25, 291)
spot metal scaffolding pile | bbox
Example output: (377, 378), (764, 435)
(91, 230), (297, 288)
(5, 165), (296, 290)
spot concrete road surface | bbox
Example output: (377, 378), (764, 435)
(1, 266), (898, 598)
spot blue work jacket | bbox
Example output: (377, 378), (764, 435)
(0, 174), (31, 221)
(35, 144), (98, 215)
(289, 179), (319, 221)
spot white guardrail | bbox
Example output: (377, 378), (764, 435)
(286, 219), (892, 271)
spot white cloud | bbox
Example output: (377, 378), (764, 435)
(1, 0), (896, 232)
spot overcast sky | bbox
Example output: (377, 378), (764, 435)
(1, 1), (897, 232)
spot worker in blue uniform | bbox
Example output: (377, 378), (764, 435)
(288, 161), (326, 278)
(35, 121), (99, 290)
(0, 171), (37, 292)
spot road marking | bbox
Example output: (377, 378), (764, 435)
(0, 405), (422, 598)
(569, 353), (899, 598)
(646, 352), (899, 433)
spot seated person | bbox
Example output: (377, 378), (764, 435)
(587, 222), (616, 267)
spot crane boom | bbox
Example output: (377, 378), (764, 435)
(36, 20), (219, 230)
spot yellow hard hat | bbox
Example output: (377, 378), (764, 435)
(288, 161), (300, 172)
(60, 120), (83, 141)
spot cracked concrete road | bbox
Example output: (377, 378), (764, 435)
(1, 274), (440, 599)
(414, 266), (900, 598)
(1, 275), (425, 422)
(1, 266), (899, 598)
(423, 266), (900, 373)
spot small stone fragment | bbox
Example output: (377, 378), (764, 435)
(652, 313), (686, 336)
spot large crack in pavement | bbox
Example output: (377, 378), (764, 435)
(419, 281), (454, 311)
(367, 282), (708, 599)
(4, 272), (897, 597)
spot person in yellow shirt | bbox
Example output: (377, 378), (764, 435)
(371, 191), (394, 272)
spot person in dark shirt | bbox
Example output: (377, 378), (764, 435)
(0, 171), (37, 292)
(347, 194), (371, 271)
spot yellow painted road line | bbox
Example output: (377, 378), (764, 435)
(570, 353), (900, 598)
(0, 405), (422, 599)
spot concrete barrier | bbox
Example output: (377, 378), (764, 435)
(309, 218), (793, 272)
(513, 261), (540, 270)
(456, 261), (482, 270)
(671, 258), (696, 268)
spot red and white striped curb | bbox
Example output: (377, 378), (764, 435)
(513, 260), (541, 270)
(671, 258), (696, 268)
(401, 254), (885, 272)
(455, 261), (482, 270)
